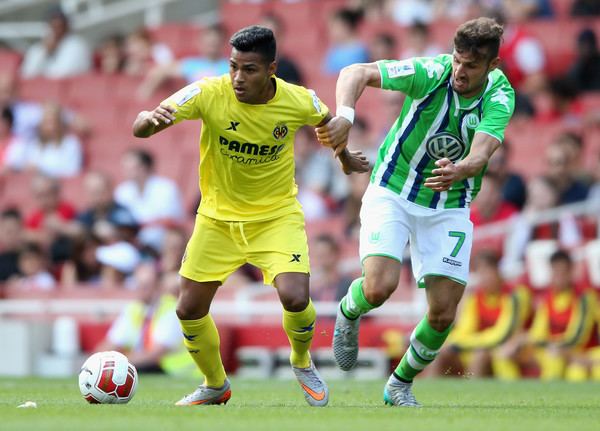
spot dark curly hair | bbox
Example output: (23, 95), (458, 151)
(454, 17), (504, 62)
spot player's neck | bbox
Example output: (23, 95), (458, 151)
(459, 82), (486, 99)
(253, 77), (276, 104)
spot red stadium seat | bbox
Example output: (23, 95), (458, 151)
(148, 23), (203, 58)
(526, 18), (600, 77)
(306, 215), (346, 241)
(0, 172), (37, 214)
(220, 0), (266, 35)
(62, 73), (113, 108)
(19, 77), (67, 103)
(551, 0), (576, 17)
(315, 0), (350, 21)
(0, 49), (22, 75)
(504, 119), (570, 178)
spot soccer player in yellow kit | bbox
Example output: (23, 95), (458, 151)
(132, 25), (368, 407)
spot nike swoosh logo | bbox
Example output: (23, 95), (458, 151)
(300, 383), (326, 401)
(292, 338), (311, 344)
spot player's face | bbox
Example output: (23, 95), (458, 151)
(229, 48), (276, 104)
(451, 50), (499, 98)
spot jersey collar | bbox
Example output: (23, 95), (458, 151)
(451, 73), (494, 111)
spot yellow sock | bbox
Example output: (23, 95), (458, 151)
(179, 314), (227, 387)
(282, 300), (316, 368)
(491, 357), (521, 380)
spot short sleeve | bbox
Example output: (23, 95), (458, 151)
(377, 55), (450, 99)
(476, 83), (515, 142)
(162, 81), (205, 123)
(305, 89), (329, 126)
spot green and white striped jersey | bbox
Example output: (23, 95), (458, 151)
(373, 54), (515, 209)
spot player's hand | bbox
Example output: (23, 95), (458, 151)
(339, 150), (370, 175)
(424, 158), (462, 192)
(315, 116), (352, 157)
(142, 104), (177, 127)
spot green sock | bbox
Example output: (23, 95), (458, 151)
(340, 277), (377, 320)
(394, 316), (452, 382)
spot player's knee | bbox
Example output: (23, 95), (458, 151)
(176, 301), (207, 320)
(427, 310), (455, 332)
(280, 294), (309, 312)
(363, 274), (397, 306)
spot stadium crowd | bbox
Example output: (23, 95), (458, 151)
(1, 0), (600, 380)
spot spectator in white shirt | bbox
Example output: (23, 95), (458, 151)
(21, 6), (91, 79)
(0, 72), (89, 142)
(6, 102), (82, 178)
(114, 148), (184, 251)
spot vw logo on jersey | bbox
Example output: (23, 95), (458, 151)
(425, 132), (466, 162)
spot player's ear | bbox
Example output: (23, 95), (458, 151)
(268, 60), (277, 76)
(488, 56), (500, 71)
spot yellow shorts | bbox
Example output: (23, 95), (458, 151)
(180, 211), (310, 285)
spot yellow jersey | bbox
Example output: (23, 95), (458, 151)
(163, 74), (329, 221)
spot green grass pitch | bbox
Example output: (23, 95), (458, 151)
(2, 376), (600, 431)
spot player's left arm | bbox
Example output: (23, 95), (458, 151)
(425, 81), (515, 192)
(316, 113), (370, 175)
(424, 132), (501, 192)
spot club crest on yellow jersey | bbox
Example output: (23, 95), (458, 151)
(272, 122), (288, 140)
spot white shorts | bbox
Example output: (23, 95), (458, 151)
(359, 184), (473, 287)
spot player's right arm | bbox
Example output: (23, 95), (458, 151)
(315, 63), (380, 155)
(132, 81), (204, 138)
(132, 104), (177, 138)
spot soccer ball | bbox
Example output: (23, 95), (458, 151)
(78, 351), (138, 404)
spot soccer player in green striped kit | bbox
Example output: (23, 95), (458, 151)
(316, 17), (515, 406)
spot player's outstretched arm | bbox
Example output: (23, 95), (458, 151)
(424, 132), (502, 192)
(315, 63), (381, 156)
(315, 114), (370, 175)
(132, 103), (177, 138)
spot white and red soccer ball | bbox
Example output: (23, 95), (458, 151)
(78, 351), (138, 404)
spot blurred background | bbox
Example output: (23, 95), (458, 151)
(0, 0), (599, 382)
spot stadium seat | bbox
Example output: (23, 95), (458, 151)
(19, 78), (66, 103)
(0, 49), (22, 75)
(504, 120), (570, 179)
(550, 0), (575, 18)
(527, 18), (600, 77)
(0, 172), (37, 215)
(220, 0), (266, 36)
(316, 0), (351, 22)
(62, 73), (113, 108)
(147, 23), (202, 58)
(306, 215), (345, 241)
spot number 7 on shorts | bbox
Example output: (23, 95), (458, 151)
(448, 231), (466, 258)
